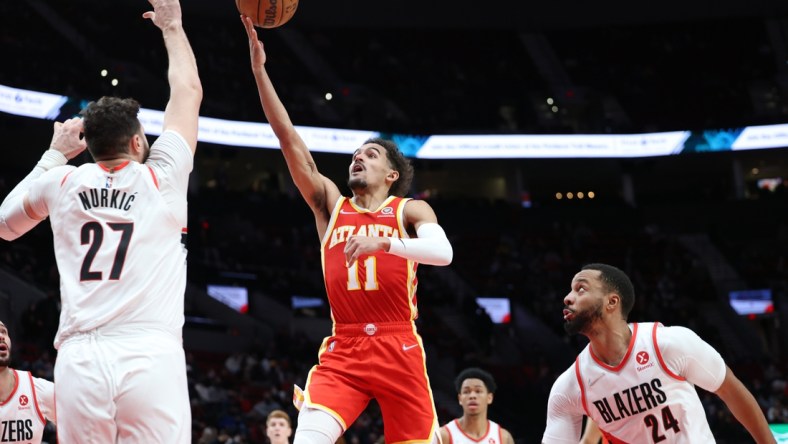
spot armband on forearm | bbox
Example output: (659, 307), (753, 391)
(0, 194), (40, 241)
(387, 223), (453, 266)
(0, 150), (62, 240)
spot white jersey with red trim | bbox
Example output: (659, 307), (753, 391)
(0, 370), (55, 443)
(544, 322), (727, 444)
(26, 131), (192, 348)
(445, 419), (503, 444)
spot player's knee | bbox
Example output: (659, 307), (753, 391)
(293, 408), (343, 444)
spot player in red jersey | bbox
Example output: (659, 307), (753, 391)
(242, 16), (453, 444)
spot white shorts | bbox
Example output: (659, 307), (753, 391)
(54, 326), (190, 444)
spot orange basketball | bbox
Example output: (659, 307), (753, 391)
(236, 0), (298, 29)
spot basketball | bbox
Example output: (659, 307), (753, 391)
(236, 0), (299, 29)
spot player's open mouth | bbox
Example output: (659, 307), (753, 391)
(563, 309), (574, 321)
(352, 163), (364, 173)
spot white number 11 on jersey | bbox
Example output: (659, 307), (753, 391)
(347, 257), (379, 291)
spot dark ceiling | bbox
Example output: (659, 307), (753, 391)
(164, 0), (788, 30)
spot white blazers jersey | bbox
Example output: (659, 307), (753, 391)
(445, 419), (503, 444)
(575, 322), (715, 443)
(0, 370), (55, 443)
(28, 131), (192, 348)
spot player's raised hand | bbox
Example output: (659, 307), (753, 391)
(344, 235), (389, 267)
(49, 118), (87, 160)
(143, 0), (183, 29)
(242, 15), (267, 68)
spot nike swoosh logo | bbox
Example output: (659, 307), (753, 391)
(402, 344), (418, 352)
(588, 374), (605, 387)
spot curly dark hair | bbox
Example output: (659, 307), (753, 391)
(363, 137), (414, 197)
(454, 367), (497, 394)
(80, 97), (142, 160)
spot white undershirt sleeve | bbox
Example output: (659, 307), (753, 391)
(387, 222), (453, 266)
(33, 376), (56, 423)
(656, 325), (727, 392)
(542, 367), (585, 444)
(0, 150), (68, 240)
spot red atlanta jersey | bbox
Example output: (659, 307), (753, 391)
(320, 196), (418, 324)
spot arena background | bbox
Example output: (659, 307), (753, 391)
(1, 0), (787, 442)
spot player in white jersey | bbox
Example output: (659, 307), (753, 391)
(0, 321), (55, 444)
(0, 0), (202, 442)
(440, 368), (514, 444)
(542, 263), (775, 444)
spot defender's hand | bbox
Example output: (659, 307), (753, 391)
(49, 118), (87, 160)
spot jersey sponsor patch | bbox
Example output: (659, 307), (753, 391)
(636, 350), (656, 372)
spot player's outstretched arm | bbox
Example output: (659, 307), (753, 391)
(144, 0), (202, 153)
(241, 15), (340, 227)
(0, 118), (86, 240)
(714, 366), (776, 444)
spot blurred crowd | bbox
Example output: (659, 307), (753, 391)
(2, 184), (786, 442)
(1, 0), (788, 442)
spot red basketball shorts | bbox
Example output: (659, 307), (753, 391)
(303, 321), (438, 443)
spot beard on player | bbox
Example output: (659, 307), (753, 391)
(564, 299), (604, 335)
(0, 344), (11, 368)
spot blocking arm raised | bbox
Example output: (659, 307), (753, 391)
(144, 0), (202, 152)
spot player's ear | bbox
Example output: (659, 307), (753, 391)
(129, 134), (143, 155)
(387, 169), (400, 182)
(487, 392), (494, 405)
(607, 293), (620, 312)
